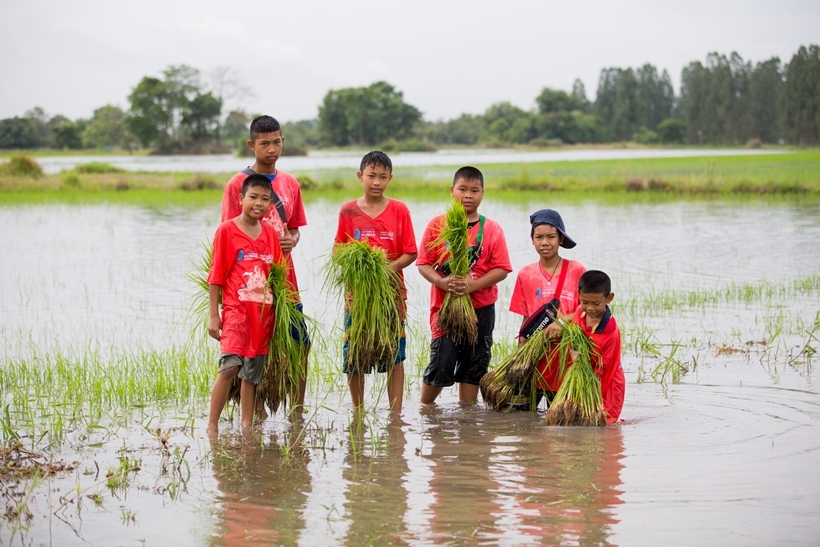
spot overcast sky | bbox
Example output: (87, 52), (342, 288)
(1, 0), (818, 123)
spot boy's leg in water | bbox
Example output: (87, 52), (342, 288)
(207, 365), (239, 434)
(388, 363), (404, 413)
(240, 379), (256, 428)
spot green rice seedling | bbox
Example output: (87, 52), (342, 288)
(650, 341), (688, 384)
(185, 240), (214, 343)
(324, 240), (403, 374)
(545, 322), (607, 427)
(431, 200), (478, 344)
(480, 333), (550, 412)
(257, 259), (311, 414)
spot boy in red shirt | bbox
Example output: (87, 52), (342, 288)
(334, 151), (417, 413)
(509, 209), (586, 401)
(417, 166), (513, 405)
(220, 115), (310, 410)
(571, 270), (625, 423)
(207, 174), (285, 433)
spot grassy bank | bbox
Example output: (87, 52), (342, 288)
(1, 149), (819, 205)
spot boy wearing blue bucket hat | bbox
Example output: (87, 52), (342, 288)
(508, 209), (586, 406)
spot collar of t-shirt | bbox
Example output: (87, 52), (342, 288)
(467, 220), (479, 228)
(594, 305), (613, 334)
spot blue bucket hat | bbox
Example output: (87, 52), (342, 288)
(529, 209), (576, 249)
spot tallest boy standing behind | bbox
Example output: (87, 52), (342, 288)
(221, 115), (310, 409)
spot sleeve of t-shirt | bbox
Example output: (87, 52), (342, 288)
(221, 175), (242, 222)
(287, 177), (307, 229)
(509, 271), (528, 316)
(207, 223), (231, 285)
(415, 217), (439, 266)
(398, 203), (418, 255)
(334, 203), (352, 245)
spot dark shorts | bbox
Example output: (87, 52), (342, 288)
(219, 354), (266, 385)
(423, 304), (495, 387)
(290, 302), (310, 345)
(342, 311), (406, 374)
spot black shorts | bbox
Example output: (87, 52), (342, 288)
(423, 304), (495, 387)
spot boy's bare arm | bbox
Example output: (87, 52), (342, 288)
(390, 252), (417, 272)
(418, 263), (450, 291)
(464, 267), (508, 294)
(288, 228), (301, 248)
(208, 284), (222, 340)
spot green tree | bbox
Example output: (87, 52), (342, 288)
(747, 58), (782, 143)
(656, 118), (686, 143)
(0, 117), (44, 148)
(779, 44), (820, 145)
(126, 76), (171, 148)
(482, 102), (531, 143)
(635, 64), (675, 130)
(83, 105), (129, 149)
(223, 109), (251, 145)
(52, 121), (83, 149)
(595, 68), (642, 141)
(317, 81), (422, 146)
(535, 88), (582, 114)
(183, 92), (222, 143)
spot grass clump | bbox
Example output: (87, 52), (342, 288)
(545, 322), (607, 427)
(324, 240), (403, 373)
(432, 200), (478, 344)
(73, 162), (125, 174)
(0, 156), (43, 178)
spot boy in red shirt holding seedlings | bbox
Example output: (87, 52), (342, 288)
(207, 175), (285, 434)
(334, 151), (417, 413)
(221, 115), (310, 411)
(570, 270), (625, 423)
(509, 209), (586, 405)
(417, 166), (513, 405)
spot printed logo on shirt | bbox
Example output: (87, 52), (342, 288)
(238, 266), (273, 305)
(536, 287), (542, 298)
(263, 214), (286, 238)
(379, 231), (395, 240)
(356, 228), (376, 240)
(237, 250), (274, 263)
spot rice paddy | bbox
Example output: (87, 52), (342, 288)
(1, 192), (819, 545)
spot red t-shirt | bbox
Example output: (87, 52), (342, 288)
(221, 170), (307, 292)
(572, 305), (625, 424)
(509, 259), (586, 319)
(207, 220), (285, 358)
(417, 214), (512, 337)
(334, 198), (417, 298)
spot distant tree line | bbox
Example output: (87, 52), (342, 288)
(1, 45), (818, 152)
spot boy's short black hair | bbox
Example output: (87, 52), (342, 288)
(241, 173), (272, 196)
(249, 115), (282, 141)
(453, 166), (484, 188)
(360, 150), (392, 173)
(578, 270), (612, 296)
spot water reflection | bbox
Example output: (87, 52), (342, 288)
(209, 428), (311, 546)
(416, 408), (624, 545)
(341, 418), (411, 545)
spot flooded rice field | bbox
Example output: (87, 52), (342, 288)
(26, 147), (784, 175)
(1, 196), (819, 546)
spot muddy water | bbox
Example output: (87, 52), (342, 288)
(1, 196), (819, 546)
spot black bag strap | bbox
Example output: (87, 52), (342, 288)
(517, 259), (571, 339)
(242, 168), (287, 225)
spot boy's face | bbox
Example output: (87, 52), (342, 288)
(578, 290), (614, 322)
(248, 131), (284, 166)
(450, 177), (484, 216)
(357, 163), (393, 199)
(239, 186), (272, 220)
(531, 224), (563, 261)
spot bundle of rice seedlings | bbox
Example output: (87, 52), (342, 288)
(185, 240), (215, 343)
(432, 200), (477, 344)
(481, 332), (551, 411)
(545, 322), (607, 426)
(504, 331), (552, 384)
(324, 240), (403, 373)
(258, 259), (309, 413)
